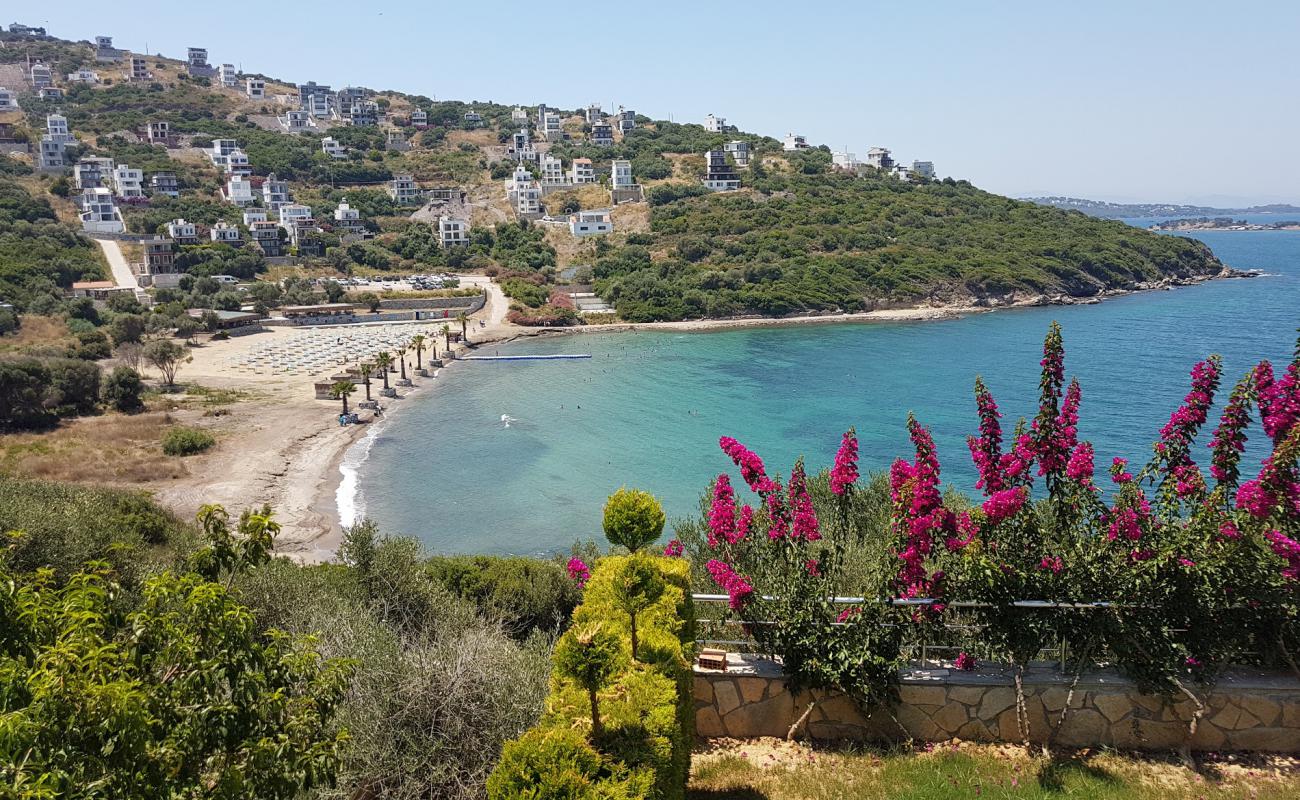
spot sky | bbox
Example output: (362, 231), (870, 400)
(26, 0), (1300, 206)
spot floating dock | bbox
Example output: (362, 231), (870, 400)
(461, 354), (592, 361)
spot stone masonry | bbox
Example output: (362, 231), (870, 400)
(696, 654), (1300, 751)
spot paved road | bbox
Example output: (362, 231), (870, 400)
(92, 238), (144, 297)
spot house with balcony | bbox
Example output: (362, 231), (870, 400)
(321, 136), (347, 158)
(8, 22), (47, 36)
(724, 140), (752, 168)
(38, 87), (63, 101)
(410, 108), (428, 128)
(704, 114), (726, 133)
(223, 148), (252, 177)
(832, 149), (859, 170)
(865, 147), (893, 169)
(210, 221), (241, 243)
(783, 132), (809, 151)
(464, 110), (483, 126)
(571, 158), (596, 184)
(332, 202), (366, 237)
(278, 204), (316, 245)
(389, 174), (421, 205)
(890, 163), (912, 180)
(67, 68), (100, 83)
(79, 187), (124, 233)
(112, 164), (144, 198)
(511, 106), (528, 123)
(279, 110), (314, 132)
(569, 209), (612, 237)
(510, 128), (534, 162)
(28, 62), (52, 90)
(702, 150), (740, 192)
(0, 86), (16, 111)
(74, 156), (113, 190)
(166, 218), (199, 244)
(46, 114), (72, 143)
(37, 136), (67, 171)
(505, 165), (541, 217)
(94, 36), (120, 62)
(141, 237), (177, 285)
(616, 107), (637, 134)
(127, 57), (149, 82)
(218, 63), (238, 88)
(150, 172), (179, 198)
(249, 221), (283, 256)
(542, 111), (564, 141)
(225, 175), (255, 206)
(298, 81), (331, 117)
(187, 48), (213, 78)
(246, 77), (265, 98)
(911, 161), (935, 179)
(242, 209), (267, 226)
(349, 100), (379, 126)
(438, 216), (469, 247)
(262, 173), (291, 210)
(590, 122), (614, 146)
(540, 154), (568, 187)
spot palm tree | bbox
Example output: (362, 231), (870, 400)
(456, 311), (470, 343)
(411, 335), (426, 370)
(330, 380), (356, 415)
(440, 324), (452, 356)
(397, 342), (411, 381)
(374, 351), (392, 390)
(359, 361), (373, 401)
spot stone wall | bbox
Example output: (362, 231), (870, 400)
(695, 654), (1300, 752)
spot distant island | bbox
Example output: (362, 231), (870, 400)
(1024, 197), (1300, 220)
(1147, 217), (1300, 232)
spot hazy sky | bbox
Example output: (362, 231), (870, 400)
(27, 0), (1299, 205)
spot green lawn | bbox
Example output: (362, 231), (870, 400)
(689, 740), (1300, 799)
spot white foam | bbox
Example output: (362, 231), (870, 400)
(336, 415), (385, 528)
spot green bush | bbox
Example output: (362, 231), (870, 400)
(102, 366), (144, 412)
(161, 426), (215, 456)
(603, 488), (666, 552)
(488, 556), (694, 800)
(425, 554), (580, 637)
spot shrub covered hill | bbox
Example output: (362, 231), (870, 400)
(0, 31), (1222, 323)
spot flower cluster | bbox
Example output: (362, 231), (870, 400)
(1154, 357), (1221, 499)
(1038, 555), (1064, 574)
(1110, 457), (1134, 484)
(954, 651), (977, 671)
(719, 436), (774, 493)
(967, 378), (1006, 494)
(1265, 531), (1300, 582)
(982, 486), (1028, 524)
(566, 557), (590, 588)
(1106, 497), (1153, 542)
(1209, 375), (1255, 485)
(707, 559), (754, 610)
(1256, 361), (1300, 445)
(788, 461), (821, 542)
(1030, 324), (1075, 477)
(707, 474), (743, 546)
(663, 539), (684, 557)
(830, 428), (860, 496)
(1065, 441), (1096, 488)
(890, 416), (955, 598)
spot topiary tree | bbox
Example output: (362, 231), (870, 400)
(611, 555), (665, 661)
(602, 487), (665, 552)
(102, 365), (144, 412)
(552, 623), (624, 737)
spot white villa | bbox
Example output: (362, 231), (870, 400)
(438, 216), (469, 247)
(590, 122), (614, 146)
(783, 132), (809, 151)
(610, 160), (635, 190)
(74, 156), (113, 190)
(150, 172), (179, 197)
(832, 150), (859, 170)
(210, 221), (241, 243)
(218, 63), (238, 88)
(389, 174), (422, 205)
(112, 164), (145, 198)
(571, 158), (596, 184)
(262, 173), (291, 210)
(511, 106), (528, 123)
(167, 219), (198, 243)
(865, 147), (893, 169)
(67, 68), (100, 83)
(701, 149), (740, 192)
(224, 148), (252, 177)
(724, 140), (752, 167)
(242, 209), (268, 226)
(704, 113), (726, 133)
(80, 187), (124, 233)
(280, 110), (314, 132)
(246, 78), (265, 99)
(505, 165), (541, 216)
(410, 108), (428, 127)
(540, 154), (567, 186)
(542, 111), (563, 142)
(333, 202), (365, 236)
(616, 107), (636, 134)
(321, 136), (347, 158)
(225, 175), (255, 206)
(569, 209), (612, 237)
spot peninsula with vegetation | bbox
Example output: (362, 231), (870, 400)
(1026, 195), (1300, 220)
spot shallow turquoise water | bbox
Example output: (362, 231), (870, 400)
(353, 229), (1300, 556)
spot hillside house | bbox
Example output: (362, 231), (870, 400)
(511, 106), (528, 123)
(332, 202), (365, 236)
(783, 132), (809, 151)
(142, 237), (176, 281)
(224, 148), (252, 177)
(321, 136), (347, 158)
(8, 22), (47, 36)
(611, 159), (634, 190)
(37, 136), (66, 171)
(246, 78), (265, 98)
(616, 107), (636, 134)
(912, 160), (935, 179)
(704, 114), (726, 133)
(510, 128), (537, 162)
(146, 120), (170, 144)
(74, 156), (113, 190)
(389, 174), (421, 205)
(67, 281), (120, 301)
(150, 172), (179, 198)
(463, 110), (482, 126)
(262, 173), (291, 210)
(242, 209), (268, 226)
(438, 215), (469, 247)
(225, 175), (255, 206)
(505, 165), (541, 217)
(590, 122), (613, 146)
(112, 164), (144, 198)
(186, 48), (213, 77)
(349, 100), (379, 126)
(166, 219), (199, 243)
(279, 206), (316, 245)
(890, 164), (912, 180)
(79, 188), (124, 233)
(569, 209), (612, 237)
(336, 86), (365, 113)
(865, 147), (893, 169)
(427, 187), (462, 203)
(832, 149), (859, 170)
(127, 57), (149, 82)
(38, 87), (63, 101)
(0, 87), (17, 111)
(410, 108), (428, 128)
(210, 221), (241, 243)
(299, 81), (332, 116)
(585, 104), (604, 124)
(571, 158), (596, 184)
(94, 36), (120, 62)
(701, 149), (740, 191)
(724, 140), (752, 167)
(540, 154), (567, 186)
(386, 130), (409, 152)
(542, 112), (563, 142)
(67, 68), (100, 83)
(218, 63), (238, 87)
(279, 110), (314, 132)
(46, 114), (73, 143)
(249, 221), (283, 256)
(28, 62), (52, 90)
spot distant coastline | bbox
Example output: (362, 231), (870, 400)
(1024, 196), (1300, 220)
(1148, 217), (1300, 233)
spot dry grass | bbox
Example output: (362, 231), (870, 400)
(690, 739), (1300, 799)
(0, 412), (198, 484)
(0, 316), (74, 354)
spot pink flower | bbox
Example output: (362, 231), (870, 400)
(1178, 557), (1196, 568)
(967, 378), (1008, 494)
(566, 557), (590, 587)
(889, 416), (954, 600)
(830, 427), (860, 496)
(788, 460), (821, 541)
(836, 606), (860, 623)
(1065, 441), (1096, 487)
(954, 652), (977, 671)
(805, 558), (821, 577)
(765, 491), (790, 541)
(1156, 357), (1221, 498)
(719, 436), (774, 494)
(1218, 521), (1241, 540)
(1128, 549), (1155, 562)
(1110, 457), (1134, 484)
(982, 487), (1028, 524)
(1209, 375), (1254, 486)
(1265, 530), (1300, 581)
(1038, 555), (1064, 574)
(663, 539), (683, 557)
(707, 559), (755, 610)
(1236, 479), (1275, 519)
(1185, 655), (1203, 668)
(1256, 360), (1300, 445)
(707, 473), (738, 547)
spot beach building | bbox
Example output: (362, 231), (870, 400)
(187, 308), (262, 331)
(505, 165), (541, 217)
(590, 122), (614, 146)
(166, 218), (199, 243)
(225, 175), (255, 206)
(112, 164), (144, 198)
(150, 172), (179, 198)
(218, 63), (238, 87)
(74, 156), (113, 190)
(28, 62), (53, 90)
(540, 154), (568, 187)
(0, 87), (17, 111)
(912, 160), (935, 179)
(263, 173), (291, 210)
(79, 187), (124, 233)
(187, 47), (213, 77)
(410, 108), (428, 128)
(321, 136), (347, 158)
(250, 221), (283, 256)
(616, 106), (637, 134)
(571, 158), (596, 184)
(702, 149), (740, 191)
(246, 77), (265, 98)
(783, 132), (809, 151)
(389, 174), (422, 205)
(724, 140), (752, 167)
(569, 209), (612, 237)
(210, 221), (241, 243)
(439, 215), (469, 247)
(67, 68), (100, 83)
(127, 56), (149, 82)
(704, 113), (726, 133)
(242, 208), (268, 226)
(865, 146), (893, 169)
(280, 110), (314, 132)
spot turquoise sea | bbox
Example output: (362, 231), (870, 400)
(349, 227), (1300, 556)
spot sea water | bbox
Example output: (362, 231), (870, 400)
(353, 229), (1300, 555)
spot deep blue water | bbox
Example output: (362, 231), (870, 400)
(351, 229), (1300, 555)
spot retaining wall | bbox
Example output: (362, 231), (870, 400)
(695, 655), (1300, 752)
